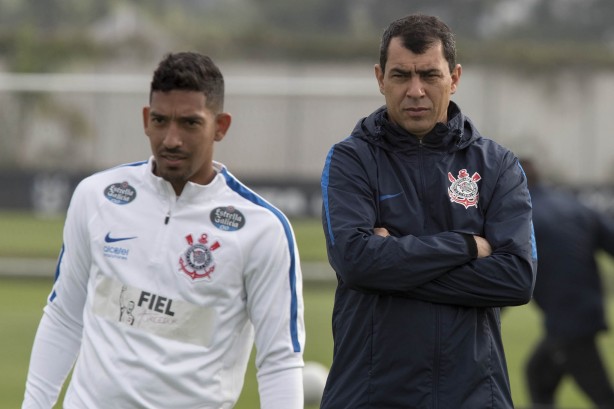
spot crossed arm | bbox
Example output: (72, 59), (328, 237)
(374, 227), (492, 258)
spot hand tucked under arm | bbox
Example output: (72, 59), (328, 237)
(473, 235), (492, 258)
(373, 227), (390, 237)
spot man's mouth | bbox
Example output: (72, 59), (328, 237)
(160, 153), (186, 166)
(404, 107), (429, 118)
(405, 107), (428, 113)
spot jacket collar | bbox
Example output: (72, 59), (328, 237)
(144, 156), (227, 201)
(357, 101), (471, 152)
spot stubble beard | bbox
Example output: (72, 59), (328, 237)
(154, 160), (190, 192)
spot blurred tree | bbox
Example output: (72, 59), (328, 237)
(500, 0), (614, 43)
(0, 0), (613, 70)
(0, 0), (111, 72)
(250, 0), (351, 33)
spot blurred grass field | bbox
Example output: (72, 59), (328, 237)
(2, 210), (614, 408)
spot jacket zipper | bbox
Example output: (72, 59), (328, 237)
(418, 138), (428, 231)
(418, 137), (440, 409)
(164, 184), (176, 225)
(433, 306), (441, 409)
(151, 192), (175, 268)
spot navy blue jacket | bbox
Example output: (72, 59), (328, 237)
(320, 103), (536, 409)
(530, 184), (614, 339)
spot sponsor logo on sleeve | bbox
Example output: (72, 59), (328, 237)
(104, 181), (137, 205)
(210, 206), (245, 231)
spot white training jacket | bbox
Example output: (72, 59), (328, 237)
(23, 158), (305, 409)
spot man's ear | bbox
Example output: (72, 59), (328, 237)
(214, 112), (232, 142)
(142, 106), (150, 133)
(450, 64), (462, 94)
(374, 64), (385, 95)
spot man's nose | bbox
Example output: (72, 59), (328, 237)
(163, 122), (182, 148)
(406, 77), (425, 98)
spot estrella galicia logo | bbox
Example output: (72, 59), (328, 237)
(104, 181), (137, 205)
(210, 206), (245, 231)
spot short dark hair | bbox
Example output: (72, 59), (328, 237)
(150, 52), (225, 112)
(379, 14), (457, 74)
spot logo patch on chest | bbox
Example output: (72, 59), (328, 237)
(448, 169), (481, 209)
(210, 206), (245, 231)
(178, 233), (221, 282)
(103, 181), (137, 205)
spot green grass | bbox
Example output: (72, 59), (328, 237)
(0, 212), (64, 259)
(0, 278), (51, 406)
(291, 218), (328, 262)
(3, 210), (614, 408)
(5, 277), (614, 408)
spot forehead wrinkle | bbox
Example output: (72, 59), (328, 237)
(390, 65), (440, 74)
(387, 64), (443, 80)
(387, 38), (447, 72)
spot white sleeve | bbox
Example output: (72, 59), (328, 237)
(22, 181), (92, 408)
(246, 214), (305, 408)
(22, 311), (82, 409)
(258, 367), (304, 409)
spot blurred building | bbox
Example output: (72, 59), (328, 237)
(1, 63), (614, 217)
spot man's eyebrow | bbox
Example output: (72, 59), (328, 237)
(417, 68), (442, 75)
(389, 67), (412, 75)
(149, 111), (167, 118)
(389, 67), (442, 75)
(181, 115), (205, 123)
(149, 111), (204, 121)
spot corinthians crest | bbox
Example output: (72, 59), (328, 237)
(179, 233), (221, 281)
(448, 169), (481, 209)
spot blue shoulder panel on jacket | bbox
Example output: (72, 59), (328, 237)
(321, 146), (336, 246)
(49, 244), (65, 302)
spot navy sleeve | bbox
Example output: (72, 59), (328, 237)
(321, 141), (476, 293)
(404, 154), (537, 307)
(593, 206), (614, 256)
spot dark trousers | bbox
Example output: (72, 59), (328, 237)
(525, 335), (614, 409)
